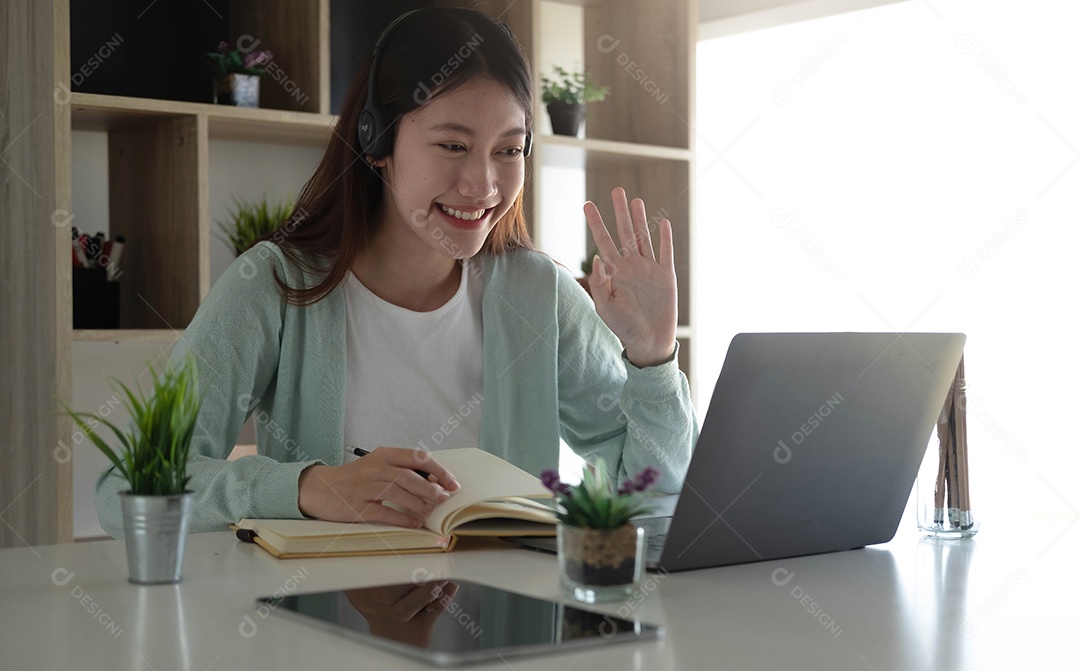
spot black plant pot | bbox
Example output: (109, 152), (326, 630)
(547, 102), (586, 137)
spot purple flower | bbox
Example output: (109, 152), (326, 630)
(244, 50), (272, 70)
(618, 467), (661, 496)
(541, 469), (562, 494)
(634, 466), (660, 491)
(217, 40), (230, 54)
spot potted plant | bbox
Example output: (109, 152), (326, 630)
(204, 40), (274, 107)
(216, 193), (294, 257)
(59, 355), (201, 584)
(541, 459), (660, 603)
(541, 65), (610, 137)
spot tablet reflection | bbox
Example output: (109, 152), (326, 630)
(343, 580), (460, 649)
(265, 578), (660, 664)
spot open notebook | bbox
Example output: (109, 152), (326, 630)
(235, 448), (557, 558)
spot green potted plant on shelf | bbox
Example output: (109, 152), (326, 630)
(541, 65), (610, 138)
(541, 459), (660, 603)
(205, 40), (274, 107)
(59, 355), (201, 584)
(216, 193), (294, 257)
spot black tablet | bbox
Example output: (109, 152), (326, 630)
(258, 578), (662, 667)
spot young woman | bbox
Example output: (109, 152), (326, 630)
(95, 8), (698, 537)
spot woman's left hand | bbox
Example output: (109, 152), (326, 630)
(583, 187), (677, 368)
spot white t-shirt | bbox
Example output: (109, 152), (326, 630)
(342, 259), (485, 462)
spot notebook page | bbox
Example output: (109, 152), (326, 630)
(424, 448), (552, 534)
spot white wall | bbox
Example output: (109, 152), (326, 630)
(535, 1), (589, 275)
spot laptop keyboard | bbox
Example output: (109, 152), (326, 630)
(635, 516), (673, 564)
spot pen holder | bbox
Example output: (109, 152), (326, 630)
(917, 357), (978, 539)
(73, 267), (120, 329)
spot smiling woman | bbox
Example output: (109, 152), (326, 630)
(94, 7), (699, 539)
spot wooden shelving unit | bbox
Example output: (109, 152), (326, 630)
(534, 134), (694, 161)
(3, 0), (695, 546)
(73, 329), (179, 343)
(71, 93), (336, 145)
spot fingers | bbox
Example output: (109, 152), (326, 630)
(393, 581), (448, 620)
(631, 197), (655, 260)
(338, 448), (462, 529)
(357, 501), (425, 529)
(377, 447), (460, 494)
(375, 483), (436, 520)
(659, 217), (674, 270)
(610, 187), (638, 257)
(583, 200), (620, 262)
(408, 449), (461, 492)
(584, 188), (660, 265)
(424, 581), (459, 613)
(588, 255), (610, 295)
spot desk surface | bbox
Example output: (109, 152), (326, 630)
(1, 514), (1076, 670)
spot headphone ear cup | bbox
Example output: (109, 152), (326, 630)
(358, 108), (377, 154)
(359, 105), (393, 160)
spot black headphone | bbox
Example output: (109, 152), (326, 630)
(358, 9), (533, 161)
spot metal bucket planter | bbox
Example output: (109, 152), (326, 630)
(120, 491), (195, 584)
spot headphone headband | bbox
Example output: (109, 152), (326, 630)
(358, 9), (533, 160)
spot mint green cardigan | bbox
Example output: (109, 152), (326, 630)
(95, 242), (698, 537)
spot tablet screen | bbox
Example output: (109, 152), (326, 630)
(258, 579), (661, 666)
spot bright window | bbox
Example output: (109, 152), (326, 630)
(695, 0), (1079, 531)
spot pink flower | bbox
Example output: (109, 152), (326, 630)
(244, 51), (273, 70)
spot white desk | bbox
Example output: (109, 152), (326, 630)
(1, 514), (1076, 670)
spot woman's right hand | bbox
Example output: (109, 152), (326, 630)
(344, 581), (460, 648)
(297, 447), (460, 528)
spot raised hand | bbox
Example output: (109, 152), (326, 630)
(583, 187), (677, 368)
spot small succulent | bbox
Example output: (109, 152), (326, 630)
(205, 41), (274, 79)
(541, 458), (660, 529)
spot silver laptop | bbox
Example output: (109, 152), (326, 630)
(513, 332), (966, 572)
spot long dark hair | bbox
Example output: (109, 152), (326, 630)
(260, 8), (535, 306)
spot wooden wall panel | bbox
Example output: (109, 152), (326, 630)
(108, 116), (204, 329)
(231, 0), (324, 113)
(584, 0), (691, 148)
(0, 0), (74, 548)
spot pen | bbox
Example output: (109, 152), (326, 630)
(345, 445), (436, 482)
